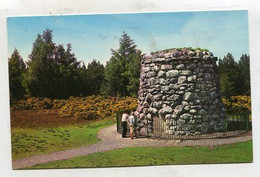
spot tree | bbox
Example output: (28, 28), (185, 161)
(238, 54), (250, 95)
(102, 32), (142, 97)
(218, 53), (240, 98)
(24, 29), (56, 98)
(24, 29), (83, 99)
(85, 60), (105, 95)
(102, 58), (124, 96)
(8, 49), (26, 100)
(125, 50), (143, 97)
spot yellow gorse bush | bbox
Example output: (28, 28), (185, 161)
(222, 95), (251, 113)
(57, 96), (138, 119)
(11, 95), (250, 119)
(11, 96), (138, 120)
(11, 97), (55, 110)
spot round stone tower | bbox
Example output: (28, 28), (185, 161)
(136, 48), (226, 136)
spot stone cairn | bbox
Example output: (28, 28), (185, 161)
(135, 48), (226, 136)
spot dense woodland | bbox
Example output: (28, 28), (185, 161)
(9, 29), (250, 102)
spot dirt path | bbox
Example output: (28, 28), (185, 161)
(12, 124), (252, 169)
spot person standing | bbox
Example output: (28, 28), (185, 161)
(128, 111), (136, 139)
(121, 112), (129, 138)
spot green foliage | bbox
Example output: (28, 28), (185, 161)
(85, 60), (105, 95)
(23, 29), (57, 98)
(102, 32), (142, 97)
(125, 50), (142, 97)
(8, 49), (26, 100)
(30, 141), (253, 168)
(218, 53), (250, 98)
(23, 29), (83, 99)
(238, 54), (250, 95)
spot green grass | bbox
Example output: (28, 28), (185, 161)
(11, 118), (115, 160)
(30, 140), (253, 169)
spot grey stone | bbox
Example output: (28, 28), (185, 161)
(198, 109), (207, 116)
(139, 113), (145, 119)
(169, 84), (180, 90)
(182, 101), (189, 105)
(162, 86), (170, 92)
(164, 53), (172, 58)
(180, 70), (192, 76)
(143, 108), (148, 114)
(189, 109), (197, 114)
(148, 71), (157, 77)
(153, 65), (160, 71)
(148, 107), (158, 114)
(210, 92), (218, 98)
(159, 106), (173, 115)
(183, 92), (197, 101)
(161, 64), (173, 70)
(146, 113), (152, 120)
(176, 64), (185, 69)
(157, 71), (165, 78)
(184, 105), (191, 111)
(153, 94), (163, 101)
(153, 101), (163, 109)
(174, 105), (184, 115)
(171, 113), (178, 120)
(180, 86), (186, 90)
(177, 91), (185, 94)
(159, 78), (166, 85)
(167, 94), (180, 101)
(188, 75), (197, 82)
(145, 93), (152, 101)
(178, 76), (187, 84)
(166, 70), (179, 78)
(165, 114), (171, 119)
(154, 58), (165, 62)
(147, 78), (155, 86)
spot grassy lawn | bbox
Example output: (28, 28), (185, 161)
(30, 140), (253, 169)
(11, 111), (115, 160)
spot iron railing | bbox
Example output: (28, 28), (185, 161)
(116, 112), (251, 140)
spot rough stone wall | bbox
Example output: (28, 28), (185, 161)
(136, 49), (226, 135)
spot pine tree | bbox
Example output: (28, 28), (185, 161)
(24, 29), (56, 98)
(218, 53), (240, 98)
(103, 32), (142, 97)
(125, 50), (143, 97)
(86, 60), (105, 95)
(238, 54), (250, 95)
(8, 49), (26, 100)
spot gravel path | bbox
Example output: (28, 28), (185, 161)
(12, 124), (252, 169)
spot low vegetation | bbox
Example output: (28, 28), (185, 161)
(11, 109), (115, 160)
(222, 95), (251, 113)
(30, 140), (253, 168)
(11, 95), (250, 120)
(150, 47), (209, 55)
(11, 96), (138, 120)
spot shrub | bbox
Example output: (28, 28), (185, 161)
(57, 96), (138, 120)
(222, 95), (251, 113)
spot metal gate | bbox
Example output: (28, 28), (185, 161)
(153, 116), (166, 137)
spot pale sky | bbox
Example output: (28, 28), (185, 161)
(7, 10), (249, 65)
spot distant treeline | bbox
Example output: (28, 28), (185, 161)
(9, 29), (250, 101)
